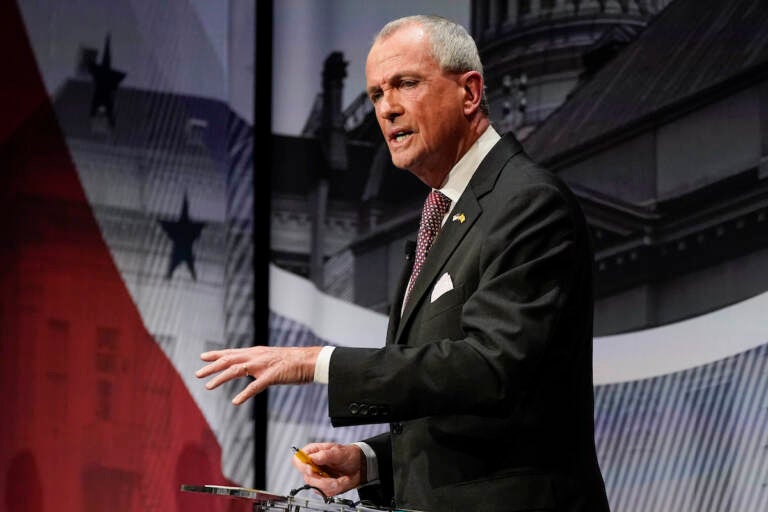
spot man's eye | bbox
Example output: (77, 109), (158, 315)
(401, 80), (417, 88)
(370, 92), (382, 104)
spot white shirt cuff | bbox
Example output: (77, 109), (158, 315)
(313, 346), (335, 384)
(352, 441), (379, 484)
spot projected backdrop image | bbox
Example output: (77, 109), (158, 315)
(267, 0), (768, 510)
(2, 0), (768, 511)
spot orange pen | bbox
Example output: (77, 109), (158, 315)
(292, 446), (331, 477)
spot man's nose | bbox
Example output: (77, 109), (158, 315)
(378, 90), (403, 122)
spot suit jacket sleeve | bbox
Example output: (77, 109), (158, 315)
(355, 432), (394, 506)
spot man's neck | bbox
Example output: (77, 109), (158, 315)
(426, 117), (491, 189)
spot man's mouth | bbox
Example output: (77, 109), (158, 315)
(391, 130), (413, 143)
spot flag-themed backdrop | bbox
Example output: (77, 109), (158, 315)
(4, 1), (768, 512)
(1, 1), (256, 511)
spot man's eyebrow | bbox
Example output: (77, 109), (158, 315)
(366, 85), (381, 97)
(366, 73), (415, 94)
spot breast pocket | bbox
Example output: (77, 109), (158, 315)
(425, 283), (465, 319)
(418, 284), (466, 340)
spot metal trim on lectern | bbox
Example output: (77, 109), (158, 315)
(180, 484), (425, 512)
(180, 484), (286, 502)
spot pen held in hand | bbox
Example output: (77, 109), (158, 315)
(292, 446), (333, 478)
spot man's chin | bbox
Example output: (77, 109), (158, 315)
(389, 155), (414, 172)
(395, 165), (435, 187)
(389, 151), (430, 181)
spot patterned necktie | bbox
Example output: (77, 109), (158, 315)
(404, 190), (452, 305)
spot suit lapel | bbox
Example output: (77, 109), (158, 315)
(386, 241), (415, 345)
(395, 192), (481, 342)
(394, 133), (524, 344)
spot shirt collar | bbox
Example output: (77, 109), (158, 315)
(436, 125), (501, 207)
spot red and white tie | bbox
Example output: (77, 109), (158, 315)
(404, 190), (451, 305)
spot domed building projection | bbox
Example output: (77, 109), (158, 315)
(472, 0), (673, 137)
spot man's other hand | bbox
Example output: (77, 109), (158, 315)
(195, 346), (322, 404)
(291, 443), (365, 497)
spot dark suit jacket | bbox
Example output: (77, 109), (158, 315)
(328, 134), (610, 512)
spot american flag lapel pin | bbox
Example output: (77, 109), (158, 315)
(452, 213), (466, 224)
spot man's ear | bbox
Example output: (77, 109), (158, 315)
(461, 71), (483, 115)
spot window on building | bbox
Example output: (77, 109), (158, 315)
(96, 327), (119, 374)
(96, 379), (113, 420)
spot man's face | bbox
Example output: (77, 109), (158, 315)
(366, 24), (469, 187)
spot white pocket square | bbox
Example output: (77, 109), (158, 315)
(431, 272), (454, 303)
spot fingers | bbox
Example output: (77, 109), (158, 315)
(310, 443), (360, 469)
(289, 443), (361, 496)
(302, 473), (355, 496)
(307, 445), (340, 467)
(294, 449), (356, 497)
(195, 350), (241, 379)
(301, 443), (338, 455)
(195, 346), (322, 406)
(291, 448), (327, 480)
(196, 347), (260, 388)
(198, 361), (247, 390)
(195, 347), (277, 405)
(232, 378), (267, 405)
(199, 349), (227, 362)
(296, 443), (342, 475)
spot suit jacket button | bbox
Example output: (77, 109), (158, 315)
(349, 403), (359, 415)
(369, 405), (378, 416)
(360, 404), (369, 416)
(391, 422), (403, 435)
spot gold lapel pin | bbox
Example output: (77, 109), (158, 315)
(452, 213), (466, 224)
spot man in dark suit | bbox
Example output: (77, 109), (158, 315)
(197, 14), (609, 512)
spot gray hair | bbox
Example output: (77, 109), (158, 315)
(374, 15), (490, 116)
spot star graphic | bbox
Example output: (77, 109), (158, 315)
(159, 195), (206, 280)
(88, 34), (126, 126)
